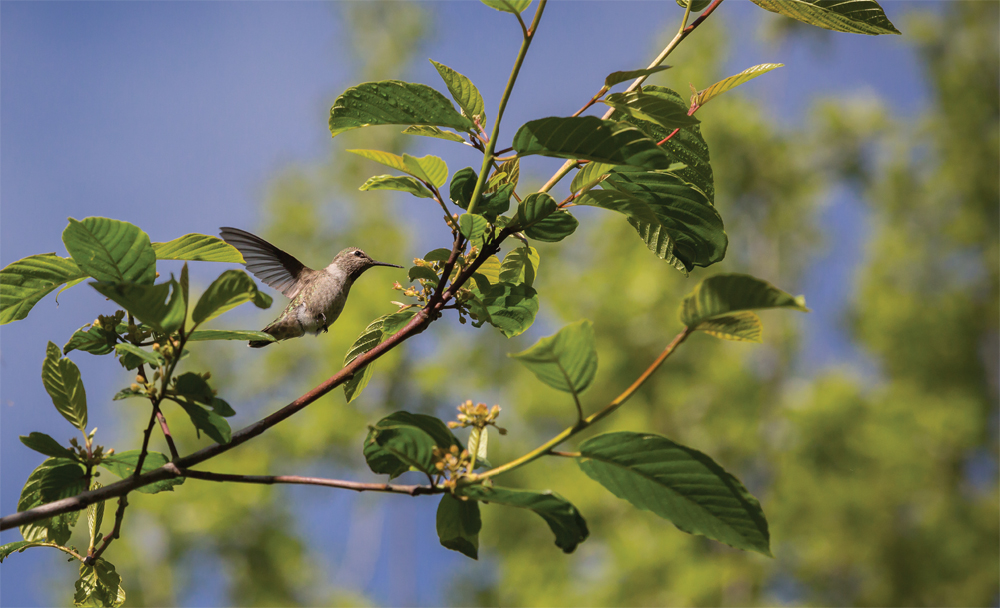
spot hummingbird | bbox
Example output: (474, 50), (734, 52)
(219, 227), (403, 348)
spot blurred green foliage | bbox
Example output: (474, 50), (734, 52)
(68, 2), (996, 606)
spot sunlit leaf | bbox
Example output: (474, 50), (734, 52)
(748, 0), (900, 35)
(152, 234), (243, 263)
(471, 282), (539, 337)
(512, 116), (675, 170)
(329, 80), (473, 137)
(604, 65), (672, 88)
(74, 558), (126, 607)
(676, 0), (713, 11)
(401, 125), (466, 142)
(91, 279), (186, 334)
(679, 273), (809, 329)
(0, 541), (50, 563)
(694, 63), (784, 108)
(498, 246), (539, 287)
(359, 175), (433, 198)
(63, 323), (116, 356)
(430, 59), (486, 126)
(19, 432), (79, 461)
(348, 149), (449, 187)
(460, 213), (490, 247)
(696, 311), (764, 342)
(18, 457), (87, 545)
(524, 210), (578, 243)
(510, 320), (598, 394)
(0, 253), (87, 325)
(62, 217), (156, 285)
(191, 269), (272, 324)
(603, 88), (700, 131)
(186, 329), (277, 343)
(480, 0), (531, 14)
(42, 342), (88, 432)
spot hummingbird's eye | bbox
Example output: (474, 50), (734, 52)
(353, 250), (363, 257)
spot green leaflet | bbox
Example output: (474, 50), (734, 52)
(359, 175), (433, 199)
(578, 432), (772, 556)
(343, 309), (418, 403)
(679, 273), (809, 329)
(458, 485), (589, 553)
(401, 125), (466, 142)
(19, 432), (79, 461)
(676, 0), (713, 11)
(17, 457), (87, 545)
(0, 253), (87, 325)
(99, 450), (184, 494)
(74, 558), (126, 607)
(42, 342), (88, 432)
(512, 116), (675, 170)
(436, 494), (481, 560)
(509, 320), (598, 394)
(693, 63), (784, 108)
(62, 217), (156, 285)
(748, 0), (900, 35)
(153, 234), (243, 263)
(523, 210), (578, 243)
(604, 66), (672, 88)
(329, 80), (473, 137)
(430, 59), (486, 126)
(186, 329), (277, 343)
(0, 541), (51, 563)
(480, 0), (532, 14)
(498, 246), (539, 287)
(363, 411), (462, 478)
(695, 310), (764, 342)
(114, 343), (164, 370)
(63, 323), (117, 356)
(348, 149), (449, 188)
(603, 88), (701, 131)
(91, 279), (186, 335)
(191, 269), (272, 324)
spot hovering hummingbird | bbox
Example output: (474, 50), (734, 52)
(219, 227), (403, 348)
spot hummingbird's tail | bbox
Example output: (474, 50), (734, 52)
(249, 326), (278, 348)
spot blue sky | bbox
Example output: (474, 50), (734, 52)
(1, 2), (929, 605)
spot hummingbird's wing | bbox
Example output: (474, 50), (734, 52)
(220, 227), (311, 298)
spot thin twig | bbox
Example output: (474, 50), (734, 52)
(180, 469), (439, 496)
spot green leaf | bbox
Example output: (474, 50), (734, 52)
(430, 59), (486, 126)
(510, 320), (597, 394)
(480, 0), (531, 14)
(436, 494), (481, 560)
(513, 193), (557, 230)
(62, 217), (156, 285)
(210, 397), (235, 418)
(467, 426), (489, 469)
(401, 125), (467, 142)
(570, 162), (617, 193)
(63, 323), (117, 356)
(42, 342), (88, 432)
(74, 559), (126, 607)
(448, 167), (511, 220)
(748, 0), (900, 35)
(90, 279), (186, 334)
(524, 210), (579, 243)
(152, 234), (243, 263)
(604, 65), (673, 88)
(18, 457), (87, 545)
(187, 329), (277, 343)
(449, 167), (478, 210)
(423, 248), (453, 262)
(172, 371), (215, 404)
(192, 269), (272, 325)
(498, 246), (539, 287)
(0, 253), (87, 324)
(329, 80), (474, 137)
(472, 282), (539, 337)
(458, 485), (589, 553)
(343, 309), (418, 403)
(603, 88), (700, 131)
(578, 432), (771, 555)
(19, 432), (79, 461)
(676, 0), (713, 11)
(114, 343), (164, 370)
(602, 168), (726, 271)
(693, 63), (784, 108)
(172, 398), (232, 444)
(612, 86), (715, 203)
(459, 213), (490, 247)
(0, 541), (51, 563)
(696, 311), (764, 342)
(359, 175), (433, 199)
(88, 483), (104, 549)
(512, 116), (674, 170)
(679, 273), (809, 330)
(488, 158), (519, 193)
(363, 411), (463, 478)
(408, 265), (440, 283)
(347, 150), (449, 188)
(99, 450), (184, 494)
(112, 387), (144, 401)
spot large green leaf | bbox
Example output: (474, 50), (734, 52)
(42, 342), (88, 432)
(693, 63), (784, 108)
(74, 558), (126, 607)
(459, 213), (490, 247)
(498, 246), (539, 287)
(152, 234), (243, 263)
(509, 320), (597, 394)
(187, 329), (277, 343)
(430, 60), (486, 126)
(63, 323), (117, 356)
(91, 279), (186, 334)
(612, 86), (715, 203)
(512, 116), (675, 170)
(329, 80), (473, 137)
(114, 343), (164, 370)
(343, 309), (418, 403)
(523, 210), (578, 243)
(471, 282), (538, 338)
(695, 310), (764, 342)
(578, 432), (771, 555)
(679, 273), (809, 329)
(363, 411), (462, 478)
(436, 494), (481, 560)
(748, 0), (900, 35)
(62, 217), (156, 285)
(99, 450), (183, 494)
(171, 398), (231, 444)
(359, 175), (433, 199)
(513, 193), (557, 230)
(459, 485), (589, 553)
(570, 161), (616, 193)
(401, 125), (466, 142)
(0, 541), (51, 563)
(19, 432), (79, 461)
(17, 457), (87, 545)
(480, 0), (531, 14)
(0, 254), (87, 325)
(603, 88), (700, 131)
(348, 149), (449, 188)
(192, 269), (272, 324)
(604, 66), (672, 88)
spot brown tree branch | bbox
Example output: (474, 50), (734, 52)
(179, 469), (439, 496)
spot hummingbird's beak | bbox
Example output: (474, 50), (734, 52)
(372, 260), (404, 269)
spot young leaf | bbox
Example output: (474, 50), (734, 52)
(343, 309), (418, 403)
(191, 269), (272, 325)
(408, 265), (440, 283)
(42, 342), (88, 432)
(90, 279), (186, 334)
(524, 210), (579, 243)
(74, 559), (126, 608)
(510, 320), (597, 394)
(437, 494), (481, 560)
(401, 125), (466, 142)
(348, 150), (449, 188)
(363, 411), (462, 478)
(19, 432), (79, 461)
(152, 234), (243, 263)
(62, 217), (157, 285)
(676, 0), (712, 11)
(488, 158), (519, 193)
(450, 167), (478, 209)
(186, 329), (277, 343)
(748, 0), (900, 35)
(693, 63), (784, 108)
(99, 450), (184, 494)
(171, 398), (232, 444)
(498, 246), (539, 287)
(87, 483), (105, 550)
(578, 432), (772, 556)
(471, 282), (539, 337)
(459, 213), (490, 247)
(359, 175), (433, 199)
(430, 60), (486, 126)
(424, 248), (453, 262)
(696, 311), (764, 342)
(513, 193), (557, 230)
(0, 541), (51, 563)
(173, 372), (215, 404)
(0, 253), (87, 325)
(17, 457), (87, 545)
(570, 161), (616, 193)
(603, 89), (700, 131)
(604, 65), (672, 88)
(679, 273), (809, 330)
(458, 485), (589, 553)
(114, 343), (164, 370)
(512, 116), (675, 170)
(480, 0), (531, 14)
(329, 80), (474, 137)
(63, 323), (117, 356)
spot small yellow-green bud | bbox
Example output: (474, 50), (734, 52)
(130, 383), (140, 392)
(202, 371), (211, 380)
(152, 343), (161, 351)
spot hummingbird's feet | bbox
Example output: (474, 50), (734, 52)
(317, 313), (329, 333)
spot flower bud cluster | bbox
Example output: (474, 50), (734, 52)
(432, 444), (472, 493)
(448, 400), (506, 434)
(68, 434), (114, 464)
(92, 310), (126, 332)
